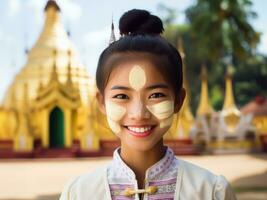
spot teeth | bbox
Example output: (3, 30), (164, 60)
(127, 126), (152, 133)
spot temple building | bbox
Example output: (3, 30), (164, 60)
(190, 65), (260, 153)
(0, 0), (100, 157)
(0, 0), (264, 158)
(0, 0), (194, 158)
(241, 96), (267, 152)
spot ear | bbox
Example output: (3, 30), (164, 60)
(174, 88), (186, 113)
(96, 91), (106, 115)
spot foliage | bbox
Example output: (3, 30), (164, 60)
(159, 0), (266, 112)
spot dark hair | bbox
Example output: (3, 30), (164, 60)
(96, 9), (183, 95)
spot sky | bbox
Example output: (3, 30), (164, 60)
(0, 0), (266, 102)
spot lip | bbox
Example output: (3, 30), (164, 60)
(124, 124), (155, 127)
(123, 125), (156, 138)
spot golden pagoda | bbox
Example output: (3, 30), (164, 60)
(190, 64), (214, 147)
(208, 65), (259, 153)
(165, 38), (197, 155)
(0, 0), (98, 156)
(3, 1), (94, 108)
(197, 65), (214, 116)
(220, 65), (241, 133)
(169, 37), (194, 139)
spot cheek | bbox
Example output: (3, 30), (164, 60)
(147, 100), (174, 129)
(146, 100), (174, 119)
(107, 118), (121, 134)
(160, 115), (174, 128)
(105, 101), (126, 134)
(106, 101), (126, 121)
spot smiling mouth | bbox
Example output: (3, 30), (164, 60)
(123, 125), (156, 137)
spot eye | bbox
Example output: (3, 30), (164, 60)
(113, 94), (129, 99)
(149, 93), (166, 99)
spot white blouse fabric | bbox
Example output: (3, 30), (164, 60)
(108, 148), (178, 199)
(59, 148), (237, 200)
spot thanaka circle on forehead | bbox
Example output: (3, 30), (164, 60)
(98, 52), (173, 94)
(129, 65), (146, 91)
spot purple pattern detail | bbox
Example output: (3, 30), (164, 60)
(149, 178), (177, 186)
(110, 184), (133, 190)
(148, 149), (175, 179)
(108, 148), (178, 200)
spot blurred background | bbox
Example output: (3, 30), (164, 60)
(0, 0), (266, 199)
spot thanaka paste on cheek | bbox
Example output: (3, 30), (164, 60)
(107, 118), (121, 134)
(146, 100), (174, 128)
(105, 101), (126, 134)
(129, 65), (146, 91)
(106, 101), (126, 121)
(146, 100), (174, 119)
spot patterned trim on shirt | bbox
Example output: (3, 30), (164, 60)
(107, 147), (179, 200)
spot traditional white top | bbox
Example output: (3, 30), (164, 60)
(108, 148), (178, 199)
(59, 148), (237, 200)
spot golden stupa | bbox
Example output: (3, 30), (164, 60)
(0, 0), (103, 155)
(5, 0), (262, 156)
(0, 0), (196, 157)
(169, 38), (194, 139)
(190, 64), (214, 146)
(197, 64), (214, 116)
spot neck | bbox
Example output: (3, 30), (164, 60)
(120, 139), (166, 188)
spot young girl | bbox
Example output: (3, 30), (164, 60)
(60, 9), (236, 200)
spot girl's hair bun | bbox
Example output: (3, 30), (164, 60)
(119, 9), (164, 36)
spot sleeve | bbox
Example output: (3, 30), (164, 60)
(59, 176), (79, 200)
(213, 175), (237, 200)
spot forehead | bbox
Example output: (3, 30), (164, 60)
(106, 59), (168, 88)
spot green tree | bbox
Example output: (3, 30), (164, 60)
(159, 0), (265, 112)
(186, 0), (260, 64)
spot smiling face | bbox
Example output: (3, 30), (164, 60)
(97, 58), (184, 152)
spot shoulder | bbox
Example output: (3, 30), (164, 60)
(176, 159), (236, 199)
(178, 159), (218, 183)
(59, 165), (110, 200)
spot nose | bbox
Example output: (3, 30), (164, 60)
(128, 100), (151, 120)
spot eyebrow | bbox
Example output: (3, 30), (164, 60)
(110, 84), (169, 90)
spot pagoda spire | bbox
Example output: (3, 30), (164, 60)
(109, 15), (116, 44)
(42, 0), (61, 38)
(177, 37), (193, 119)
(223, 65), (238, 111)
(174, 37), (194, 138)
(10, 89), (17, 110)
(66, 49), (73, 86)
(50, 49), (59, 83)
(197, 64), (213, 116)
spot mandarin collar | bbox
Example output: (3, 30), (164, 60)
(112, 147), (175, 181)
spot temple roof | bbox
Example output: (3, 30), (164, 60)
(241, 96), (267, 116)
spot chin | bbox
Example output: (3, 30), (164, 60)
(124, 136), (163, 152)
(119, 125), (170, 151)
